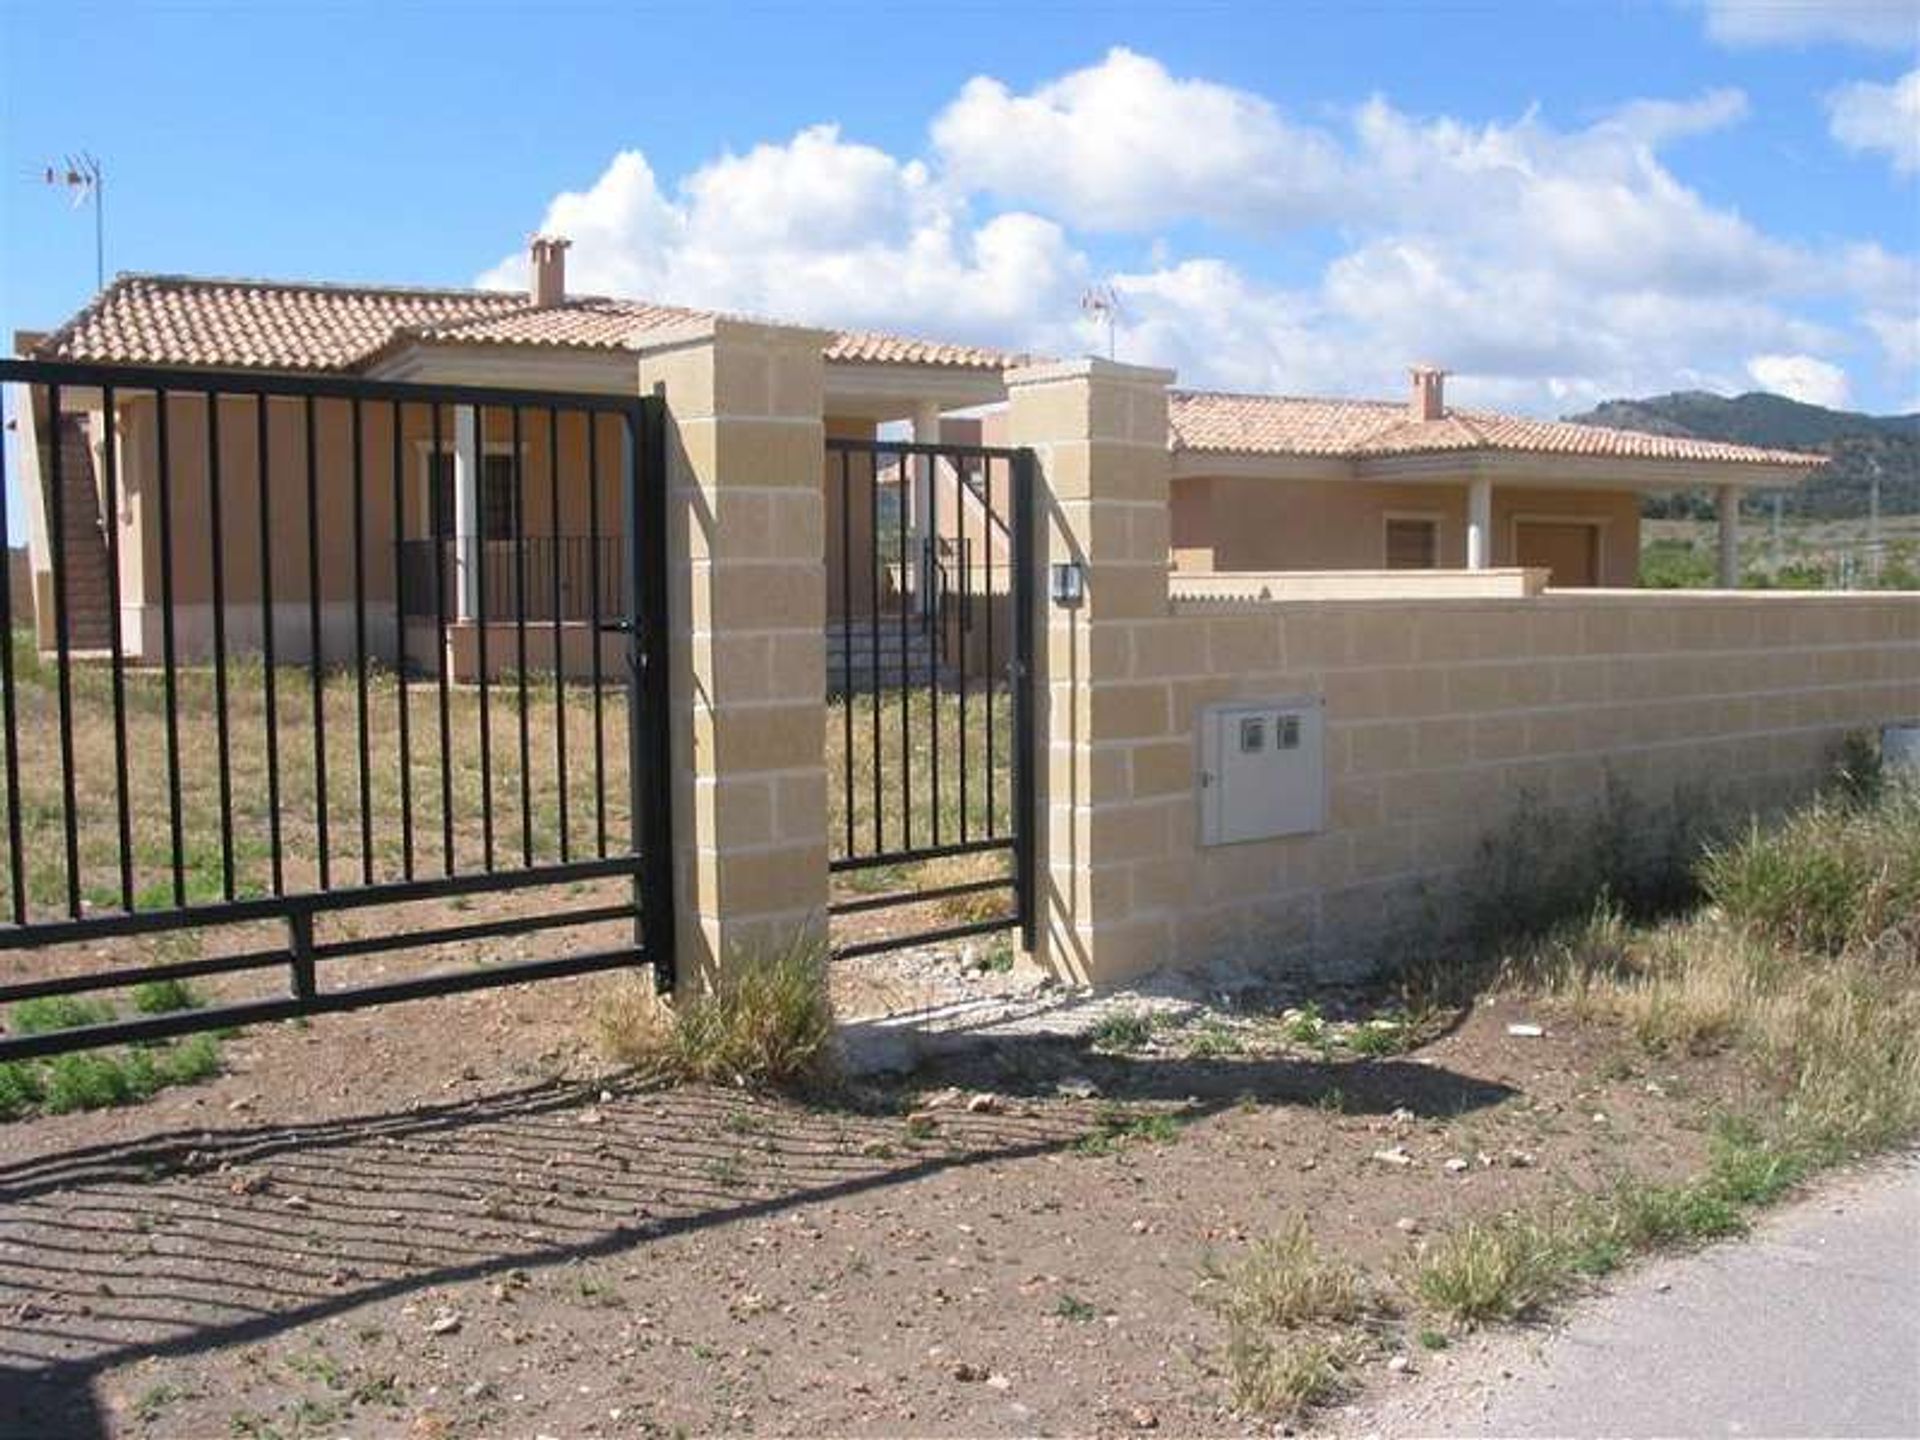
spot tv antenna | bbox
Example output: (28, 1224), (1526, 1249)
(40, 153), (105, 290)
(1080, 283), (1122, 361)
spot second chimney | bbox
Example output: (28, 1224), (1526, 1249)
(530, 235), (571, 308)
(1409, 365), (1447, 422)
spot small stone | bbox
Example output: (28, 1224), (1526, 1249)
(1395, 1217), (1420, 1234)
(425, 1309), (463, 1336)
(952, 1362), (988, 1383)
(1506, 1023), (1545, 1038)
(1129, 1405), (1160, 1429)
(1371, 1146), (1415, 1167)
(1387, 1355), (1411, 1374)
(1057, 1076), (1100, 1099)
(985, 1373), (1012, 1392)
(1443, 1157), (1470, 1173)
(282, 1194), (311, 1211)
(965, 1092), (1002, 1114)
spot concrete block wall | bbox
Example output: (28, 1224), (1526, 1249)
(1012, 357), (1920, 988)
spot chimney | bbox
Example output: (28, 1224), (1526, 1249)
(529, 235), (571, 308)
(1409, 365), (1447, 422)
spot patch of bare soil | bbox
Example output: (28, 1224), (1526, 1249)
(0, 981), (1748, 1439)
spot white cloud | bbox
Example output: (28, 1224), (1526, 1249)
(482, 53), (1916, 416)
(1829, 68), (1920, 172)
(1700, 0), (1919, 50)
(930, 47), (1348, 231)
(1746, 353), (1853, 407)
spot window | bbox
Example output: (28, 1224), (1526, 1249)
(424, 450), (519, 541)
(1385, 517), (1439, 569)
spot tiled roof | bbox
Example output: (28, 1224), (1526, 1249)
(30, 274), (1029, 374)
(1169, 390), (1823, 468)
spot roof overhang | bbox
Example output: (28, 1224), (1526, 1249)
(361, 340), (641, 394)
(824, 360), (1007, 421)
(1170, 446), (1817, 492)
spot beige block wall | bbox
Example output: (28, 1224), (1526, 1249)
(1173, 474), (1640, 585)
(1081, 591), (1919, 982)
(102, 392), (628, 661)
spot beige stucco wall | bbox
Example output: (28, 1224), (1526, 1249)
(1077, 590), (1919, 981)
(1172, 474), (1641, 585)
(102, 392), (628, 661)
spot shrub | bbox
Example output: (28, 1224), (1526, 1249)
(1089, 1008), (1153, 1052)
(10, 995), (116, 1036)
(132, 978), (202, 1015)
(594, 938), (836, 1091)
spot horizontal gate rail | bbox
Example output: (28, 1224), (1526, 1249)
(825, 434), (1034, 960)
(0, 358), (673, 1059)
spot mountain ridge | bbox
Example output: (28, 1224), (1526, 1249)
(1563, 390), (1919, 518)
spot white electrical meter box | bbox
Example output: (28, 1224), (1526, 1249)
(1198, 696), (1326, 846)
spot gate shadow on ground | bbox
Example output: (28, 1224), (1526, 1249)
(0, 1041), (1515, 1439)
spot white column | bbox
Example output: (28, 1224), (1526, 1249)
(1716, 483), (1740, 588)
(1466, 476), (1493, 570)
(453, 406), (479, 621)
(911, 399), (942, 615)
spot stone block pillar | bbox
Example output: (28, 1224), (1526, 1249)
(637, 318), (831, 992)
(1006, 358), (1178, 987)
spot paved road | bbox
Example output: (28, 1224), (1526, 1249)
(1355, 1157), (1920, 1438)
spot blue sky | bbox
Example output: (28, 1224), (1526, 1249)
(3, 0), (1916, 428)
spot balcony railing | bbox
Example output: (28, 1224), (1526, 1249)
(399, 535), (627, 623)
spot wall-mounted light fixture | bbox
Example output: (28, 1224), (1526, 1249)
(1050, 561), (1085, 609)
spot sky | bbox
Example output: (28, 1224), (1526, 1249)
(2, 0), (1917, 433)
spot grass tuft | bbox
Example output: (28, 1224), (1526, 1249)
(1089, 1008), (1153, 1052)
(593, 938), (837, 1091)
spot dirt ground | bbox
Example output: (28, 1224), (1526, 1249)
(0, 958), (1759, 1440)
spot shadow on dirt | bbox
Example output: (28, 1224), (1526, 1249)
(0, 1036), (1515, 1438)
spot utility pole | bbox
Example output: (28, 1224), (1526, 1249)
(41, 153), (104, 290)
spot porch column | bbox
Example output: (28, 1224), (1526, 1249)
(453, 406), (480, 621)
(1466, 475), (1493, 570)
(911, 399), (941, 616)
(1716, 484), (1740, 588)
(638, 317), (831, 992)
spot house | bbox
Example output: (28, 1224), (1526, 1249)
(1165, 374), (1821, 587)
(11, 235), (1823, 676)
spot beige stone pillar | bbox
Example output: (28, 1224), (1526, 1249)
(637, 318), (831, 992)
(1467, 476), (1493, 570)
(1006, 358), (1178, 987)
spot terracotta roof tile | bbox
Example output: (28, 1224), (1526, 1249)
(1169, 390), (1822, 469)
(31, 274), (1028, 375)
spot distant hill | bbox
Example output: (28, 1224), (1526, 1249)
(1563, 391), (1920, 519)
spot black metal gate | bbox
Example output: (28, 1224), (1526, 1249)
(0, 359), (674, 1061)
(825, 436), (1035, 960)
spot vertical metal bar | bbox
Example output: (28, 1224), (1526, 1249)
(350, 395), (372, 885)
(473, 405), (494, 871)
(512, 405), (531, 867)
(587, 412), (606, 859)
(45, 385), (82, 916)
(154, 388), (186, 908)
(256, 395), (284, 896)
(925, 453), (940, 849)
(99, 389), (134, 910)
(631, 397), (675, 992)
(839, 448), (854, 858)
(1011, 448), (1037, 953)
(0, 399), (24, 923)
(984, 456), (997, 839)
(867, 449), (882, 854)
(303, 395), (330, 889)
(548, 406), (568, 861)
(430, 402), (454, 875)
(389, 400), (413, 881)
(900, 451), (914, 851)
(957, 451), (969, 844)
(206, 392), (236, 898)
(288, 905), (316, 1004)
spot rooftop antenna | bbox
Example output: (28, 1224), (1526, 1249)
(1080, 283), (1122, 361)
(40, 153), (104, 290)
